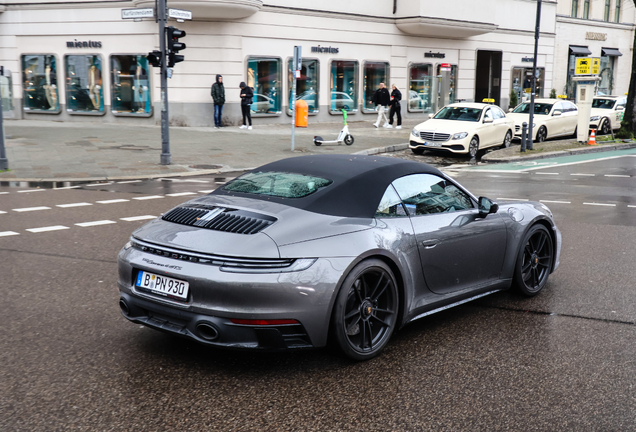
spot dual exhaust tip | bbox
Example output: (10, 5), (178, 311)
(119, 298), (220, 341)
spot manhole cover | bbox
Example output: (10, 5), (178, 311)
(189, 164), (222, 170)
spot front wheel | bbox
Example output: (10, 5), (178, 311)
(502, 130), (512, 149)
(536, 126), (547, 143)
(468, 136), (479, 159)
(331, 259), (399, 361)
(513, 224), (554, 296)
(600, 119), (611, 135)
(344, 134), (354, 145)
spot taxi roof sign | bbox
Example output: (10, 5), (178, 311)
(482, 98), (495, 103)
(557, 94), (568, 99)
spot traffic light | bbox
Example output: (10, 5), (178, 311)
(146, 50), (162, 68)
(166, 26), (186, 67)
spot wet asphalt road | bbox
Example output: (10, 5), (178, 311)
(2, 155), (636, 431)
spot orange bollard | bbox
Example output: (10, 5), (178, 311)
(295, 100), (308, 127)
(588, 128), (596, 145)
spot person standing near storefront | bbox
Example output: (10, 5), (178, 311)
(386, 84), (402, 129)
(211, 74), (225, 128)
(370, 82), (390, 128)
(239, 81), (253, 130)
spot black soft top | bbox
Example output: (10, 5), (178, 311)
(212, 155), (444, 218)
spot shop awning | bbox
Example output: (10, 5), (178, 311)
(602, 48), (623, 56)
(569, 46), (592, 55)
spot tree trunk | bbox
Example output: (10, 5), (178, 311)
(618, 0), (636, 137)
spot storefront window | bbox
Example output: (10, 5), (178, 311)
(110, 55), (152, 116)
(330, 60), (358, 113)
(287, 59), (319, 115)
(1, 74), (13, 113)
(598, 55), (615, 95)
(436, 64), (458, 106)
(362, 62), (389, 112)
(615, 0), (621, 22)
(65, 55), (104, 114)
(408, 64), (432, 112)
(22, 55), (60, 113)
(511, 67), (545, 103)
(247, 57), (281, 115)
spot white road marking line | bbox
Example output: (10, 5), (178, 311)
(496, 198), (529, 201)
(85, 182), (113, 187)
(56, 202), (93, 208)
(75, 220), (117, 227)
(540, 200), (571, 204)
(17, 189), (45, 193)
(198, 190), (215, 194)
(53, 185), (81, 190)
(184, 179), (210, 183)
(133, 195), (164, 200)
(117, 180), (142, 184)
(13, 206), (51, 212)
(628, 205), (636, 208)
(570, 173), (595, 176)
(96, 199), (129, 204)
(120, 215), (156, 221)
(583, 202), (616, 207)
(535, 172), (559, 175)
(26, 225), (69, 233)
(0, 231), (19, 237)
(0, 192), (9, 195)
(0, 210), (6, 214)
(604, 174), (630, 178)
(165, 192), (196, 197)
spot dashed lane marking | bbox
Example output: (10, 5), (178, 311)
(17, 189), (45, 193)
(26, 226), (70, 233)
(85, 182), (114, 187)
(184, 179), (210, 183)
(0, 192), (9, 195)
(75, 220), (117, 227)
(583, 202), (616, 207)
(56, 202), (93, 208)
(133, 196), (164, 200)
(165, 192), (197, 197)
(13, 206), (51, 212)
(96, 199), (130, 204)
(120, 215), (156, 221)
(117, 180), (142, 184)
(540, 200), (571, 204)
(535, 172), (559, 175)
(629, 205), (636, 208)
(53, 186), (82, 190)
(570, 173), (595, 176)
(605, 174), (631, 178)
(0, 231), (19, 237)
(0, 210), (6, 214)
(198, 190), (215, 194)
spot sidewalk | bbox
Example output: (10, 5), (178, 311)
(0, 118), (421, 182)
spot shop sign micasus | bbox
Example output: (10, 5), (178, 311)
(425, 52), (445, 59)
(67, 39), (103, 48)
(311, 45), (339, 54)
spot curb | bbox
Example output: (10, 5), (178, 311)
(353, 143), (410, 155)
(482, 142), (636, 163)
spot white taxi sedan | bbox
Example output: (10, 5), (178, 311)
(508, 98), (578, 142)
(590, 96), (626, 134)
(409, 103), (515, 158)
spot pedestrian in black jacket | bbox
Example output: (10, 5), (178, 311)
(387, 84), (402, 129)
(370, 83), (390, 128)
(211, 74), (225, 128)
(239, 82), (253, 129)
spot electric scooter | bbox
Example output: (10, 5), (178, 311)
(313, 109), (354, 146)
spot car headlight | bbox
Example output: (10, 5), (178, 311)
(411, 128), (419, 137)
(452, 132), (468, 140)
(590, 116), (600, 121)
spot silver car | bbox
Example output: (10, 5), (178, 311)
(117, 155), (561, 360)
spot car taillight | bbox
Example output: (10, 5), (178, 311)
(230, 319), (299, 326)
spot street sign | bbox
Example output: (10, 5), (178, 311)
(591, 57), (600, 75)
(293, 46), (302, 71)
(575, 57), (601, 75)
(168, 8), (192, 20)
(440, 62), (451, 72)
(121, 8), (154, 19)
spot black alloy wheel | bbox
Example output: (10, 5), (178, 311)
(411, 147), (425, 155)
(536, 126), (547, 143)
(513, 225), (554, 296)
(600, 119), (611, 135)
(332, 259), (398, 360)
(468, 136), (479, 159)
(502, 130), (512, 149)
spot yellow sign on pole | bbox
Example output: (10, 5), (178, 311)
(575, 57), (601, 75)
(591, 57), (600, 75)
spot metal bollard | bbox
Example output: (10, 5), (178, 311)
(520, 122), (528, 153)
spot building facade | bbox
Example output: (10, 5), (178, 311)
(0, 0), (631, 127)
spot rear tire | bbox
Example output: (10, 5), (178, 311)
(502, 130), (512, 149)
(536, 126), (547, 143)
(468, 136), (479, 159)
(600, 119), (611, 135)
(513, 224), (554, 297)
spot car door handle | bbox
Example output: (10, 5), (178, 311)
(422, 239), (439, 249)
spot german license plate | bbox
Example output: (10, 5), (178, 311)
(424, 141), (441, 147)
(136, 271), (189, 300)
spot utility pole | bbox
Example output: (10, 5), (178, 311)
(527, 0), (542, 151)
(158, 0), (171, 165)
(0, 68), (7, 171)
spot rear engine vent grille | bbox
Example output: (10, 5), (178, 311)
(162, 205), (276, 234)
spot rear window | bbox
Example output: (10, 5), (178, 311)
(512, 103), (553, 115)
(592, 99), (616, 109)
(223, 171), (332, 198)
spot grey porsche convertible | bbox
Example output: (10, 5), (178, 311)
(117, 155), (561, 360)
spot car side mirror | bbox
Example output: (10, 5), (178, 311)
(552, 110), (562, 116)
(508, 108), (513, 113)
(617, 106), (625, 111)
(428, 113), (435, 119)
(478, 197), (498, 217)
(483, 117), (493, 124)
